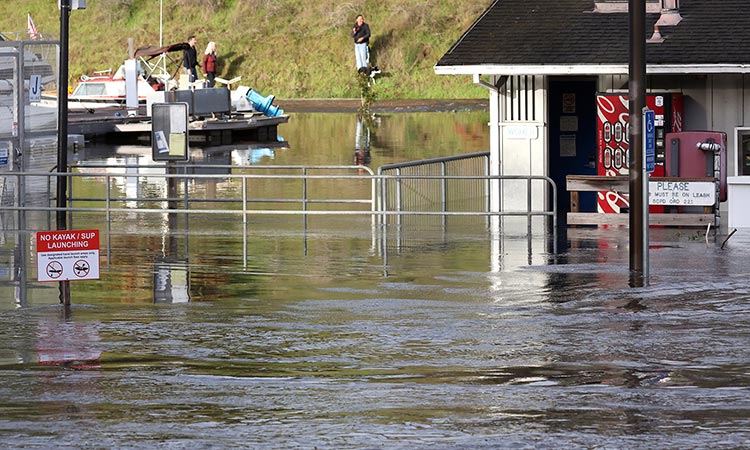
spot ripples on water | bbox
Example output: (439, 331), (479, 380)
(3, 109), (750, 447)
(2, 221), (750, 448)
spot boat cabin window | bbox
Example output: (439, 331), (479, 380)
(74, 83), (107, 96)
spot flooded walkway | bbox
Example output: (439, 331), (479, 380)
(2, 107), (750, 448)
(2, 220), (750, 448)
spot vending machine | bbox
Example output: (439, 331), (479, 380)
(596, 93), (684, 213)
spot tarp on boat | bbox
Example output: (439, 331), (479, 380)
(134, 42), (190, 60)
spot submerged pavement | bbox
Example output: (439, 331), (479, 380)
(1, 221), (750, 448)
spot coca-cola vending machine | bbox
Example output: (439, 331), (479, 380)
(596, 93), (684, 213)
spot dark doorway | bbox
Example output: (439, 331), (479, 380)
(548, 78), (598, 215)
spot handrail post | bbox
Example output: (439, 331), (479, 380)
(302, 167), (308, 230)
(67, 170), (73, 229)
(527, 177), (532, 238)
(106, 174), (111, 265)
(302, 167), (307, 212)
(379, 171), (387, 227)
(242, 177), (247, 269)
(183, 169), (189, 211)
(371, 173), (376, 229)
(106, 174), (111, 226)
(551, 176), (558, 255)
(396, 168), (402, 228)
(441, 161), (447, 230)
(484, 154), (490, 227)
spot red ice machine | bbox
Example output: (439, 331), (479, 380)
(665, 131), (727, 202)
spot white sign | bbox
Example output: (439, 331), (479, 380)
(36, 230), (100, 282)
(504, 125), (538, 140)
(29, 74), (41, 103)
(649, 181), (716, 206)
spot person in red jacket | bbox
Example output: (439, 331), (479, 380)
(202, 41), (218, 87)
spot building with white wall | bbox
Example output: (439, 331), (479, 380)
(435, 0), (750, 225)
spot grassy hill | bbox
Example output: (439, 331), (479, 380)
(1, 0), (492, 99)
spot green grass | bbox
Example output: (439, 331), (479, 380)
(2, 0), (492, 99)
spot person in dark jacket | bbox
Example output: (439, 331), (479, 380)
(202, 41), (218, 87)
(351, 14), (370, 70)
(183, 35), (200, 83)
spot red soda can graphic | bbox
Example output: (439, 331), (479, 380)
(603, 122), (612, 143)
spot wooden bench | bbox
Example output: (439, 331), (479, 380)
(566, 175), (717, 227)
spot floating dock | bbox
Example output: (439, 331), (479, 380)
(68, 106), (289, 146)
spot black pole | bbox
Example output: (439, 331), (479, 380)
(628, 0), (647, 287)
(57, 0), (71, 304)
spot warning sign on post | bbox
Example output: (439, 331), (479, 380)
(36, 230), (100, 282)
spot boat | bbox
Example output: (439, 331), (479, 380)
(67, 65), (161, 110)
(65, 42), (189, 111)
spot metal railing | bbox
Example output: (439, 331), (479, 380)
(378, 152), (490, 225)
(67, 163), (377, 214)
(0, 162), (558, 253)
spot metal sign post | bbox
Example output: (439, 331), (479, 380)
(642, 108), (655, 283)
(645, 109), (655, 174)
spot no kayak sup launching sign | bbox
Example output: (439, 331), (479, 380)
(36, 230), (100, 282)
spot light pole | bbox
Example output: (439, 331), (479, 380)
(57, 0), (71, 305)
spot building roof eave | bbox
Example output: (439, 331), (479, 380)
(434, 64), (750, 76)
(434, 64), (627, 76)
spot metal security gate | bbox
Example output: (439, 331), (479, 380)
(0, 38), (59, 305)
(0, 50), (19, 231)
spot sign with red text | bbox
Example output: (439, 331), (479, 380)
(36, 230), (100, 282)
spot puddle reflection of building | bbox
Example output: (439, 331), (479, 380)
(154, 194), (191, 304)
(354, 117), (371, 167)
(153, 256), (190, 304)
(36, 316), (102, 369)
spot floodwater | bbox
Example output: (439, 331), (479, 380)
(2, 103), (750, 448)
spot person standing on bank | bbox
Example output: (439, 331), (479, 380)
(183, 35), (200, 83)
(202, 41), (218, 88)
(351, 14), (370, 71)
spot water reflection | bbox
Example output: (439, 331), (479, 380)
(37, 315), (102, 369)
(353, 116), (372, 167)
(153, 211), (191, 304)
(153, 257), (190, 303)
(7, 108), (750, 446)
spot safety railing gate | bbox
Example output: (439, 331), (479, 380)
(0, 162), (558, 267)
(377, 152), (558, 256)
